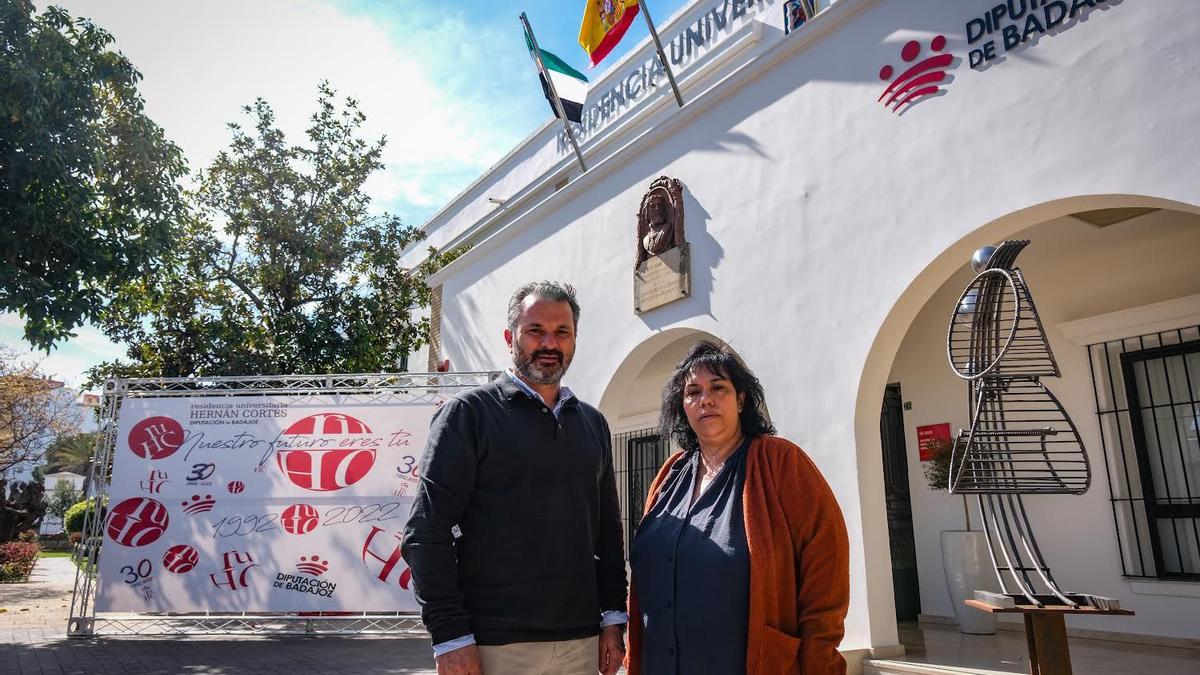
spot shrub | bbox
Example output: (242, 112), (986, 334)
(921, 438), (955, 491)
(17, 529), (38, 543)
(68, 531), (83, 545)
(64, 497), (106, 534)
(0, 541), (40, 583)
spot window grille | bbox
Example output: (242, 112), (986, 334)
(611, 428), (671, 557)
(1089, 325), (1200, 580)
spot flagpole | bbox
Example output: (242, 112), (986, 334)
(521, 13), (587, 173)
(638, 0), (685, 107)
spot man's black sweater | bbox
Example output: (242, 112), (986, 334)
(400, 374), (627, 646)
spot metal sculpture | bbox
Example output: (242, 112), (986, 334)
(946, 240), (1101, 609)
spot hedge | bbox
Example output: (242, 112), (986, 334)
(64, 497), (107, 535)
(0, 542), (40, 583)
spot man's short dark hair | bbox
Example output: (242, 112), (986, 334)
(507, 281), (581, 333)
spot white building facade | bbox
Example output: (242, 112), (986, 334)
(403, 0), (1200, 664)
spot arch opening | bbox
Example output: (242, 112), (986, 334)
(599, 328), (762, 555)
(855, 195), (1200, 643)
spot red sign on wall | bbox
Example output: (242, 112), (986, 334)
(917, 423), (952, 461)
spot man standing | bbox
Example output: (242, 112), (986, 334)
(402, 281), (627, 675)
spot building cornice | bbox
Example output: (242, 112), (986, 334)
(427, 0), (879, 288)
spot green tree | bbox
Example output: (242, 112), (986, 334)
(1, 0), (187, 350)
(44, 430), (99, 474)
(46, 478), (81, 521)
(0, 347), (82, 472)
(93, 84), (447, 380)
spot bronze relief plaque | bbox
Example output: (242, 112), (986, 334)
(634, 176), (691, 314)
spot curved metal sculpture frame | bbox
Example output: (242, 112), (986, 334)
(946, 240), (1094, 609)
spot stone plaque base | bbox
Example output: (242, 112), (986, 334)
(635, 244), (690, 314)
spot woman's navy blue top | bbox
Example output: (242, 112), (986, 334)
(629, 437), (751, 675)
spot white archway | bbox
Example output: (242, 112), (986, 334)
(598, 327), (726, 428)
(853, 194), (1200, 642)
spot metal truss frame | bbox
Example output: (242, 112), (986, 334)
(68, 371), (500, 638)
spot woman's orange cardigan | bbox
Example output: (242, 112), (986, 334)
(625, 435), (850, 674)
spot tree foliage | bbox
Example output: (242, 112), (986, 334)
(44, 430), (98, 475)
(93, 84), (445, 381)
(0, 0), (187, 350)
(0, 347), (82, 473)
(45, 479), (81, 521)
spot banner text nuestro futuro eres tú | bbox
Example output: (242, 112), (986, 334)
(95, 395), (440, 613)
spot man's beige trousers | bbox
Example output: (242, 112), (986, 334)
(477, 635), (598, 675)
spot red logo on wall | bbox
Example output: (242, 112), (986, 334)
(106, 497), (170, 547)
(276, 413), (376, 492)
(128, 417), (184, 460)
(878, 35), (953, 113)
(226, 481), (245, 494)
(281, 503), (320, 535)
(163, 544), (199, 574)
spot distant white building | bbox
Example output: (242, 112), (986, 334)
(44, 471), (86, 493)
(402, 0), (1200, 666)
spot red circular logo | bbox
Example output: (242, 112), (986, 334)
(275, 413), (376, 492)
(227, 481), (245, 494)
(128, 416), (184, 460)
(163, 544), (199, 573)
(281, 503), (320, 534)
(106, 497), (169, 547)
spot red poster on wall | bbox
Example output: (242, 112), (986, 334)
(917, 423), (952, 461)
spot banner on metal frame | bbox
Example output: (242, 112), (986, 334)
(94, 394), (440, 613)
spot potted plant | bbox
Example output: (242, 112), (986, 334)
(923, 438), (997, 635)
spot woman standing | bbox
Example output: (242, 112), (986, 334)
(627, 340), (849, 674)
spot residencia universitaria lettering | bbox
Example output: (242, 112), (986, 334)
(556, 0), (772, 154)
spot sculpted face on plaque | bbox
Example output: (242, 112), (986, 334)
(635, 176), (685, 270)
(642, 195), (672, 257)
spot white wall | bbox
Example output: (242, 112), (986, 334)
(889, 210), (1200, 640)
(425, 0), (1200, 650)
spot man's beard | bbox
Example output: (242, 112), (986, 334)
(513, 343), (572, 385)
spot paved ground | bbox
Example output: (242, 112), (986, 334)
(0, 558), (77, 632)
(0, 636), (438, 674)
(0, 557), (438, 674)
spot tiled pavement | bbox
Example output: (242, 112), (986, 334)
(0, 557), (437, 674)
(1, 635), (438, 674)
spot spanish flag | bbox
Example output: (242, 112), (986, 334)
(579, 0), (639, 68)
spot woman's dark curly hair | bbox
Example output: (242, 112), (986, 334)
(659, 340), (775, 453)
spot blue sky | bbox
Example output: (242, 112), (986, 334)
(6, 0), (690, 386)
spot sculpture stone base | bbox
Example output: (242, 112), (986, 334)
(634, 244), (690, 314)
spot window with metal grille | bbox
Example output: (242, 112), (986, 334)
(1089, 325), (1200, 580)
(611, 428), (671, 557)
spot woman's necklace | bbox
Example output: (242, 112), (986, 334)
(699, 453), (725, 479)
(698, 434), (744, 480)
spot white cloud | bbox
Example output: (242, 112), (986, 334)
(52, 0), (534, 224)
(0, 315), (123, 389)
(7, 2), (542, 383)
